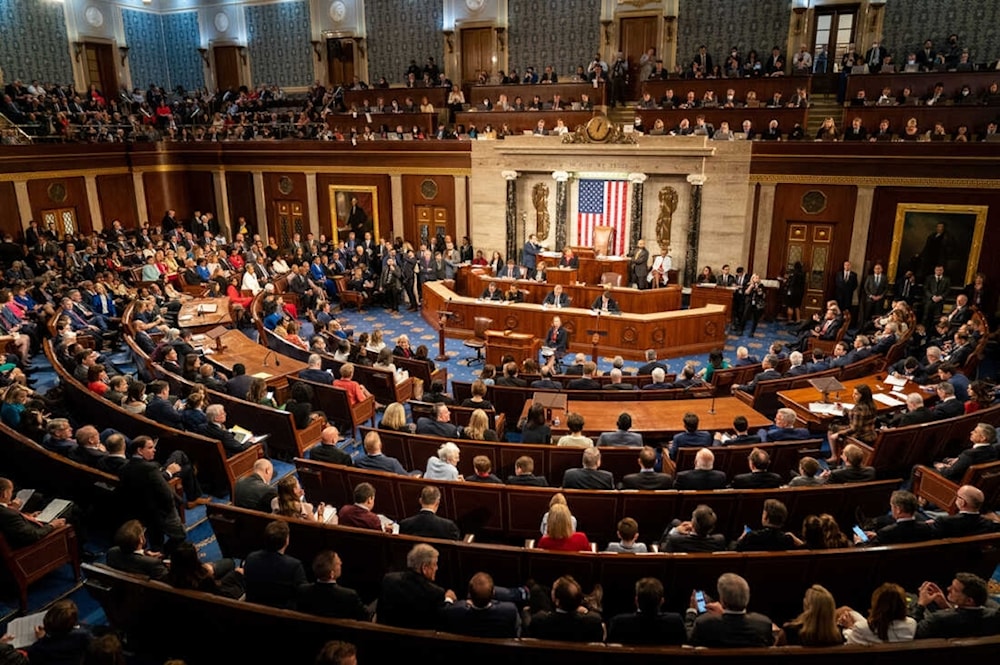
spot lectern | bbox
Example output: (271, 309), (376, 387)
(485, 330), (541, 367)
(435, 310), (454, 361)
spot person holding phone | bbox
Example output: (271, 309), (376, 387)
(607, 577), (686, 645)
(686, 573), (776, 647)
(736, 499), (800, 552)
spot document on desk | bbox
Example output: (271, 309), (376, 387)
(873, 393), (906, 407)
(884, 375), (908, 387)
(35, 499), (71, 523)
(252, 372), (272, 379)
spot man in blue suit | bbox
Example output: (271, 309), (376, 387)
(354, 431), (409, 475)
(244, 520), (307, 609)
(757, 408), (812, 442)
(669, 412), (713, 459)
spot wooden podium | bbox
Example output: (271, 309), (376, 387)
(485, 330), (541, 367)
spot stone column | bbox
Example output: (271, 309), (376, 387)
(552, 171), (570, 252)
(84, 175), (103, 231)
(453, 175), (468, 242)
(627, 172), (647, 254)
(684, 174), (706, 287)
(502, 170), (519, 261)
(305, 173), (319, 237)
(390, 174), (405, 240)
(132, 172), (149, 227)
(13, 180), (32, 229)
(213, 171), (231, 236)
(251, 171), (267, 240)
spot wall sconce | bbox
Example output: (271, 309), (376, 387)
(72, 42), (84, 62)
(311, 40), (323, 61)
(118, 45), (129, 66)
(238, 46), (248, 66)
(496, 27), (506, 51)
(792, 6), (807, 35)
(868, 0), (886, 31)
(600, 20), (613, 46)
(443, 30), (454, 54)
(355, 37), (366, 58)
(663, 15), (676, 41)
(197, 47), (210, 68)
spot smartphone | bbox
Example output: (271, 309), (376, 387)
(852, 525), (869, 542)
(743, 524), (751, 535)
(694, 590), (707, 613)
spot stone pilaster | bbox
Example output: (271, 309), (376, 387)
(684, 174), (706, 286)
(552, 170), (570, 252)
(502, 170), (519, 261)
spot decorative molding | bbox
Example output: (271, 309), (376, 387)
(627, 172), (648, 184)
(686, 174), (707, 186)
(501, 170), (519, 180)
(749, 174), (1000, 189)
(551, 171), (570, 182)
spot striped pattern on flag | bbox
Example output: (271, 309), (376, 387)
(576, 179), (629, 255)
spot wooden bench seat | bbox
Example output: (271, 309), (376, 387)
(1, 526), (79, 611)
(82, 561), (1000, 665)
(294, 456), (898, 548)
(912, 460), (1000, 514)
(290, 374), (376, 437)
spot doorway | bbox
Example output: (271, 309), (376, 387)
(812, 6), (859, 72)
(83, 42), (119, 100)
(40, 208), (79, 240)
(327, 38), (356, 88)
(269, 201), (304, 250)
(410, 206), (450, 251)
(213, 46), (242, 93)
(782, 222), (836, 321)
(460, 27), (494, 83)
(618, 16), (659, 99)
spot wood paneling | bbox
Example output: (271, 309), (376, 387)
(262, 172), (309, 242)
(0, 182), (21, 240)
(26, 177), (92, 236)
(460, 27), (495, 83)
(620, 16), (659, 99)
(142, 171), (216, 226)
(402, 174), (455, 245)
(315, 174), (392, 241)
(225, 171), (256, 238)
(96, 174), (138, 228)
(213, 46), (242, 93)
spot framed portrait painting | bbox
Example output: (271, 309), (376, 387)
(329, 185), (379, 241)
(887, 203), (987, 287)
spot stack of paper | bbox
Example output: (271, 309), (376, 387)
(873, 393), (906, 407)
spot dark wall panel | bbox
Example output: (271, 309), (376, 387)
(143, 171), (216, 229)
(0, 182), (21, 241)
(96, 174), (139, 229)
(26, 177), (92, 236)
(225, 171), (256, 238)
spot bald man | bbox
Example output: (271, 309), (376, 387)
(308, 426), (354, 466)
(233, 459), (277, 512)
(931, 485), (1000, 537)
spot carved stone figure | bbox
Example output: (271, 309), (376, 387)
(656, 186), (679, 248)
(533, 182), (551, 240)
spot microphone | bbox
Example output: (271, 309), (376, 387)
(708, 395), (716, 415)
(263, 350), (273, 367)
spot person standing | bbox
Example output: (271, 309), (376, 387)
(630, 239), (649, 288)
(610, 52), (628, 108)
(834, 260), (858, 317)
(522, 234), (542, 272)
(742, 274), (767, 337)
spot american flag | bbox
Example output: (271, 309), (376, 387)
(577, 179), (629, 255)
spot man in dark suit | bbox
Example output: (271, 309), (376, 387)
(637, 349), (668, 376)
(924, 264), (951, 328)
(864, 41), (888, 72)
(860, 491), (936, 545)
(497, 258), (522, 280)
(115, 436), (186, 554)
(607, 577), (686, 645)
(687, 573), (775, 647)
(934, 423), (999, 481)
(659, 504), (728, 553)
(669, 412), (713, 459)
(730, 448), (783, 489)
(415, 403), (461, 438)
(912, 573), (1000, 639)
(505, 456), (548, 486)
(355, 431), (409, 475)
(0, 477), (70, 549)
(598, 412), (644, 447)
(494, 361), (528, 387)
(526, 575), (605, 643)
(562, 447), (614, 489)
(542, 284), (571, 308)
(667, 365), (706, 390)
(861, 262), (890, 323)
(297, 550), (370, 620)
(947, 293), (973, 328)
(826, 444), (876, 483)
(480, 281), (504, 301)
(630, 239), (650, 289)
(888, 392), (935, 427)
(733, 354), (782, 394)
(298, 354), (334, 385)
(145, 381), (184, 430)
(619, 447), (673, 489)
(932, 486), (1000, 537)
(603, 368), (638, 391)
(713, 415), (761, 446)
(590, 287), (620, 313)
(225, 363), (254, 399)
(244, 520), (307, 609)
(834, 260), (858, 316)
(307, 426), (354, 466)
(783, 351), (811, 377)
(377, 543), (457, 629)
(930, 382), (964, 420)
(566, 362), (601, 390)
(233, 459), (277, 512)
(105, 519), (169, 581)
(398, 486), (461, 541)
(530, 365), (562, 390)
(200, 404), (248, 456)
(674, 448), (728, 490)
(736, 499), (797, 551)
(440, 572), (522, 638)
(757, 408), (812, 442)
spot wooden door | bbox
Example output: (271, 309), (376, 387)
(214, 46), (242, 93)
(270, 201), (304, 250)
(812, 6), (859, 72)
(619, 16), (658, 100)
(783, 222), (835, 320)
(327, 38), (356, 88)
(40, 208), (78, 240)
(83, 42), (119, 100)
(461, 27), (494, 83)
(410, 206), (450, 250)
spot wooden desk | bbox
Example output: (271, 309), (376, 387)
(476, 275), (682, 314)
(485, 330), (540, 366)
(541, 267), (578, 285)
(205, 330), (309, 398)
(342, 87), (449, 111)
(777, 375), (919, 426)
(422, 282), (727, 361)
(463, 82), (607, 107)
(642, 78), (812, 106)
(177, 297), (232, 334)
(454, 110), (595, 134)
(539, 252), (630, 286)
(689, 284), (737, 318)
(636, 108), (809, 134)
(324, 112), (438, 136)
(520, 397), (770, 440)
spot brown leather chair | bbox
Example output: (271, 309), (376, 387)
(600, 272), (622, 287)
(463, 316), (493, 365)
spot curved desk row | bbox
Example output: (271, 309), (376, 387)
(422, 281), (726, 360)
(475, 275), (682, 314)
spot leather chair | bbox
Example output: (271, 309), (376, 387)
(463, 316), (493, 365)
(600, 272), (622, 287)
(592, 225), (615, 256)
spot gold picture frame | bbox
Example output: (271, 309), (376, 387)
(887, 203), (987, 287)
(328, 185), (380, 241)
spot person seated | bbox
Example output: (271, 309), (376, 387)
(415, 402), (461, 438)
(542, 284), (570, 308)
(480, 281), (504, 301)
(931, 422), (998, 482)
(839, 582), (917, 644)
(666, 364), (706, 390)
(562, 446), (614, 489)
(736, 498), (799, 551)
(911, 573), (1000, 639)
(619, 446), (672, 489)
(494, 361), (527, 387)
(686, 573), (776, 647)
(296, 550), (371, 621)
(518, 403), (551, 443)
(24, 600), (94, 665)
(603, 367), (637, 391)
(696, 265), (716, 283)
(558, 247), (578, 269)
(338, 482), (392, 532)
(668, 412), (712, 459)
(562, 352), (587, 375)
(733, 354), (782, 393)
(659, 504), (727, 553)
(605, 517), (649, 553)
(243, 520), (307, 609)
(856, 490), (936, 546)
(787, 456), (826, 487)
(777, 585), (843, 647)
(566, 362), (600, 390)
(757, 407), (811, 441)
(105, 519), (169, 581)
(398, 486), (461, 540)
(555, 412), (593, 448)
(465, 455), (503, 483)
(496, 258), (522, 280)
(537, 503), (591, 552)
(332, 363), (373, 407)
(424, 442), (462, 481)
(423, 380), (454, 405)
(504, 282), (524, 303)
(730, 447), (783, 489)
(713, 415), (761, 446)
(354, 431), (409, 475)
(526, 575), (605, 642)
(590, 286), (619, 313)
(825, 443), (876, 483)
(598, 412), (643, 446)
(642, 366), (672, 390)
(675, 448), (729, 490)
(506, 455), (548, 486)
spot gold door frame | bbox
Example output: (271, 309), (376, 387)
(888, 203), (988, 286)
